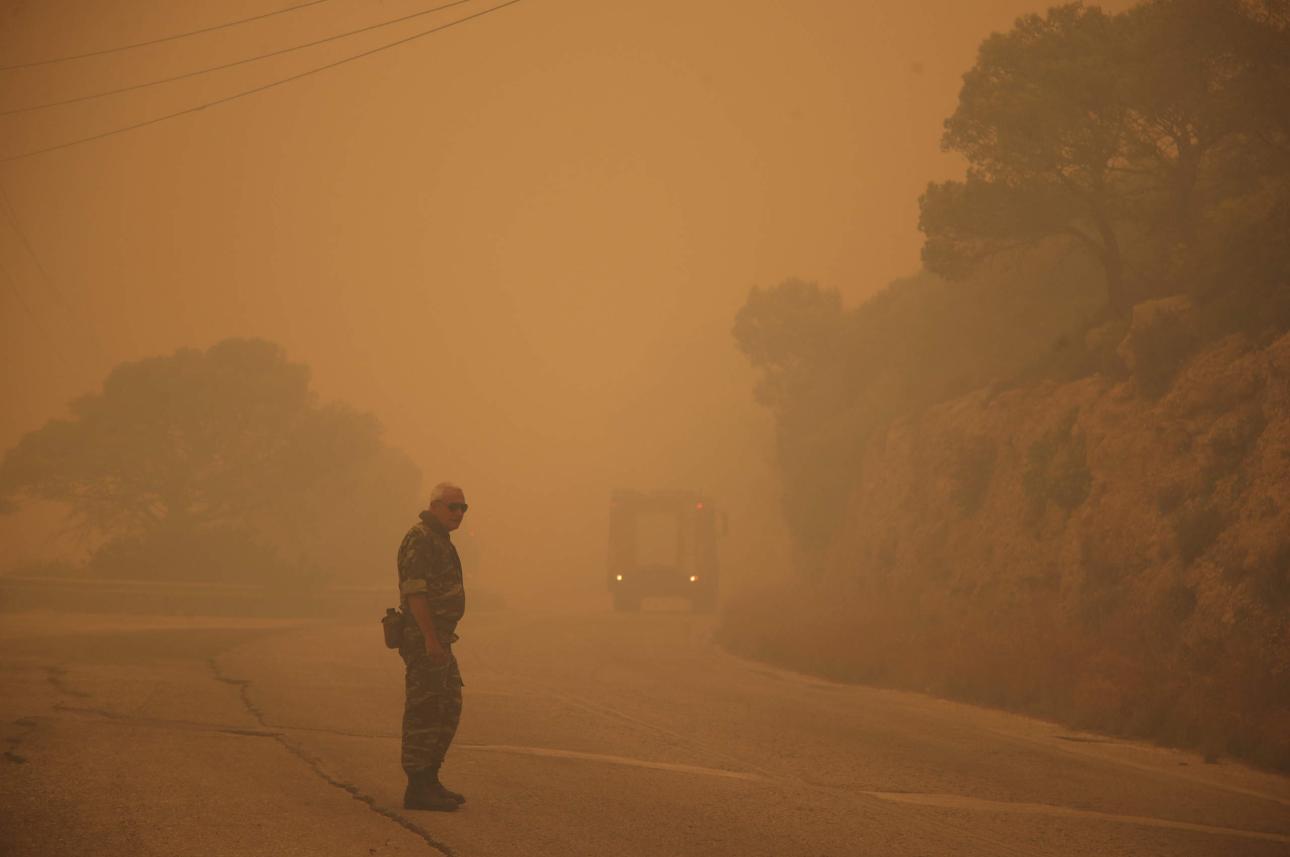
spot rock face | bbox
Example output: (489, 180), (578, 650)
(812, 329), (1290, 766)
(1116, 295), (1201, 394)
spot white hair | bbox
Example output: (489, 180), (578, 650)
(429, 482), (464, 505)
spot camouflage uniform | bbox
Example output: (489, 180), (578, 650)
(397, 511), (466, 775)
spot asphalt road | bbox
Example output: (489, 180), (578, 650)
(2, 607), (1288, 856)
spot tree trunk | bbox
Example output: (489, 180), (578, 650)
(1093, 208), (1131, 315)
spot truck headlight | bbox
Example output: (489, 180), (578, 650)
(689, 575), (698, 583)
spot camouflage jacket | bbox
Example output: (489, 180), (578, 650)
(397, 511), (466, 643)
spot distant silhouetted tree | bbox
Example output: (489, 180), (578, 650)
(732, 279), (844, 411)
(734, 280), (851, 568)
(0, 338), (420, 584)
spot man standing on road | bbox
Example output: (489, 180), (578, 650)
(397, 482), (469, 812)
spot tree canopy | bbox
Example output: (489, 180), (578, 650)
(920, 0), (1290, 315)
(732, 279), (844, 412)
(0, 338), (420, 584)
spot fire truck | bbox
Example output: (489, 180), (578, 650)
(607, 489), (724, 612)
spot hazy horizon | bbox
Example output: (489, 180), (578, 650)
(0, 0), (1130, 593)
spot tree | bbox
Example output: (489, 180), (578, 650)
(921, 0), (1290, 316)
(1118, 0), (1290, 321)
(732, 279), (844, 412)
(1117, 0), (1288, 241)
(734, 280), (852, 567)
(0, 338), (420, 584)
(922, 4), (1136, 311)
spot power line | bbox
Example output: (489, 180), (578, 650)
(2, 0), (478, 116)
(0, 0), (338, 72)
(0, 0), (528, 163)
(0, 183), (73, 314)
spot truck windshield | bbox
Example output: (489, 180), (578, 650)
(633, 510), (681, 568)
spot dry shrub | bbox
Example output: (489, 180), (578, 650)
(1171, 501), (1226, 565)
(1117, 295), (1200, 397)
(1022, 410), (1092, 519)
(719, 569), (1290, 772)
(950, 435), (997, 516)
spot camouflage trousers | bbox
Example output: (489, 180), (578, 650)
(400, 646), (463, 774)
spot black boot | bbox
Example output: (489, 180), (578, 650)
(430, 766), (466, 804)
(403, 769), (458, 812)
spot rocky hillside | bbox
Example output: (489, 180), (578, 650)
(722, 302), (1290, 769)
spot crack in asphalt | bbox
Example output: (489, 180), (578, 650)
(45, 664), (91, 698)
(54, 701), (402, 742)
(4, 715), (39, 763)
(52, 703), (282, 738)
(207, 658), (456, 857)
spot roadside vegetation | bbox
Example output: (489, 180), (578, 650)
(0, 338), (420, 591)
(723, 0), (1290, 770)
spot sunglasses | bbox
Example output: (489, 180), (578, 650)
(445, 502), (469, 513)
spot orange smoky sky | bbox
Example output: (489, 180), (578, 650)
(0, 0), (1130, 595)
